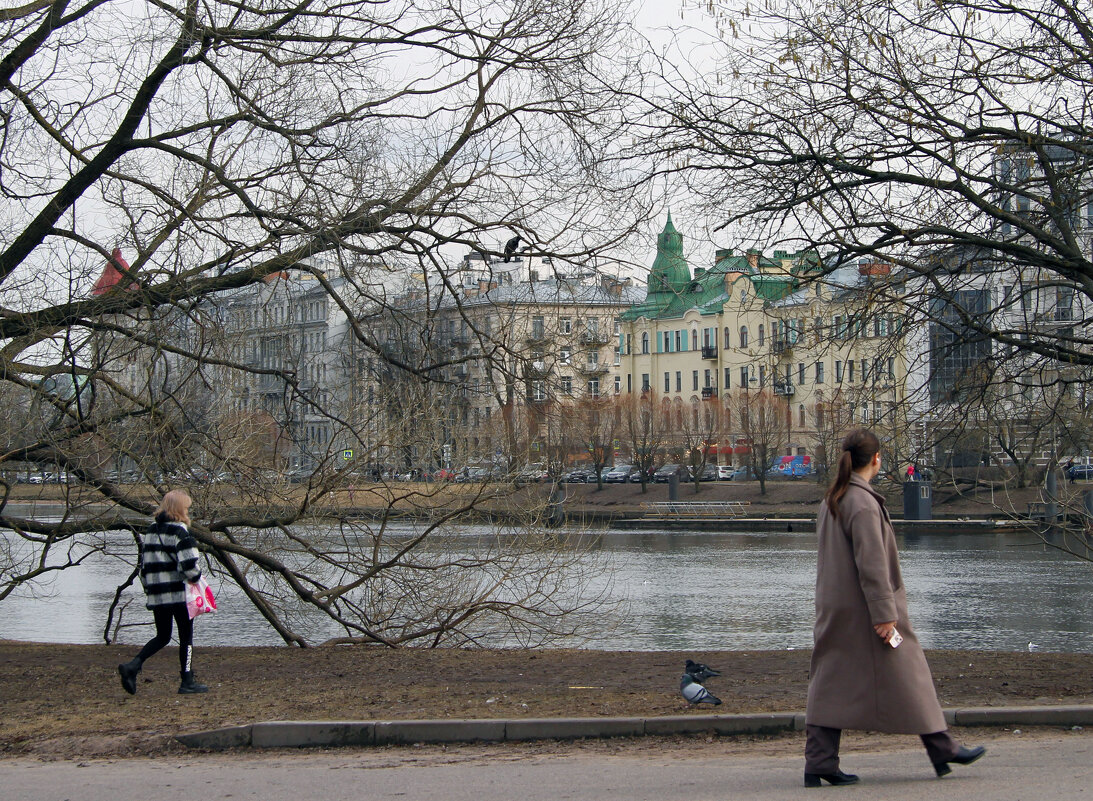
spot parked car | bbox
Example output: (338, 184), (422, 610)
(604, 464), (633, 483)
(689, 464), (718, 482)
(628, 466), (655, 483)
(731, 465), (759, 481)
(563, 468), (593, 483)
(514, 463), (548, 484)
(717, 465), (734, 481)
(653, 464), (683, 483)
(1067, 463), (1093, 482)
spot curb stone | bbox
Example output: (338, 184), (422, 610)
(175, 705), (1093, 750)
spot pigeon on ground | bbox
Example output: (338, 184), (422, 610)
(680, 673), (722, 705)
(684, 659), (721, 683)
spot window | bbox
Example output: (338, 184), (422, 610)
(627, 374), (632, 393)
(674, 330), (682, 351)
(847, 361), (855, 382)
(641, 332), (649, 354)
(614, 347), (621, 366)
(692, 370), (699, 391)
(833, 315), (844, 339)
(588, 379), (600, 398)
(724, 327), (731, 348)
(758, 324), (765, 346)
(798, 363), (805, 385)
(587, 350), (599, 367)
(816, 403), (825, 427)
(614, 317), (621, 335)
(740, 367), (749, 387)
(675, 371), (682, 392)
(724, 368), (731, 389)
(560, 317), (572, 334)
(758, 365), (766, 387)
(531, 380), (546, 401)
(561, 376), (573, 394)
(740, 326), (748, 347)
(559, 347), (571, 365)
(815, 361), (825, 384)
(663, 331), (671, 352)
(531, 316), (545, 339)
(641, 373), (650, 391)
(799, 404), (806, 427)
(664, 372), (671, 393)
(887, 357), (895, 379)
(861, 358), (869, 382)
(836, 360), (843, 382)
(625, 333), (632, 354)
(614, 375), (621, 394)
(691, 329), (698, 350)
(704, 369), (712, 388)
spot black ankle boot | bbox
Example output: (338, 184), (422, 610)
(118, 658), (141, 695)
(804, 770), (860, 788)
(934, 745), (985, 777)
(178, 671), (208, 694)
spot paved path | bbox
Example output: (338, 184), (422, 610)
(3, 730), (1090, 801)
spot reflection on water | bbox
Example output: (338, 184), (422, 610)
(1, 525), (1091, 652)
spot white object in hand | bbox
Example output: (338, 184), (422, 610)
(888, 628), (903, 648)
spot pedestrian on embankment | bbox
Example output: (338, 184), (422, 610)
(804, 429), (984, 787)
(117, 489), (209, 695)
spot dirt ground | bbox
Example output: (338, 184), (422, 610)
(2, 642), (1091, 760)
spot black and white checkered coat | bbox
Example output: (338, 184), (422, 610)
(139, 519), (202, 608)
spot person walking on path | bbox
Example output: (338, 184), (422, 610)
(804, 429), (984, 787)
(117, 490), (209, 695)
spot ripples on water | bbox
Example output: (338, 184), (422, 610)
(1, 525), (1091, 652)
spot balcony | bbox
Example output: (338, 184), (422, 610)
(701, 345), (718, 360)
(525, 330), (552, 345)
(576, 362), (610, 376)
(525, 360), (552, 377)
(579, 330), (610, 346)
(701, 387), (717, 399)
(773, 380), (795, 397)
(526, 395), (550, 406)
(771, 340), (793, 357)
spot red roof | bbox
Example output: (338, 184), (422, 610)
(91, 248), (137, 296)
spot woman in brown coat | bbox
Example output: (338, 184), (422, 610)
(804, 429), (984, 787)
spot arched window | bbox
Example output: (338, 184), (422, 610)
(740, 326), (748, 347)
(723, 406), (732, 430)
(691, 329), (698, 350)
(758, 324), (765, 346)
(816, 403), (825, 427)
(692, 402), (700, 427)
(723, 327), (731, 348)
(641, 332), (649, 354)
(799, 404), (806, 427)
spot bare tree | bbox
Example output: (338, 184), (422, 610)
(0, 0), (644, 645)
(618, 389), (666, 493)
(727, 387), (789, 496)
(639, 0), (1093, 482)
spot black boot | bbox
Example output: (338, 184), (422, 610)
(804, 770), (860, 788)
(934, 745), (985, 777)
(118, 658), (142, 695)
(178, 671), (208, 694)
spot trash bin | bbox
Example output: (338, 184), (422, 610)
(903, 481), (932, 521)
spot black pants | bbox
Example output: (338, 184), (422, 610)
(135, 603), (194, 673)
(805, 724), (959, 773)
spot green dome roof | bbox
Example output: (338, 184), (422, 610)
(647, 213), (691, 297)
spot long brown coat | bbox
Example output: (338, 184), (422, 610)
(806, 473), (947, 734)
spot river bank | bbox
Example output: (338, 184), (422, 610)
(3, 642), (1092, 759)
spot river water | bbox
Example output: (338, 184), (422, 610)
(2, 526), (1091, 652)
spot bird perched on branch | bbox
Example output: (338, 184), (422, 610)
(503, 234), (521, 262)
(680, 673), (721, 705)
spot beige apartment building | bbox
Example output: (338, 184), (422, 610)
(619, 216), (908, 474)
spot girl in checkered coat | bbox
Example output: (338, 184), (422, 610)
(118, 490), (208, 695)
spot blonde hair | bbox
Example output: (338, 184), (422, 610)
(154, 489), (192, 525)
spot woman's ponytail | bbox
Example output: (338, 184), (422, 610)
(824, 428), (880, 519)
